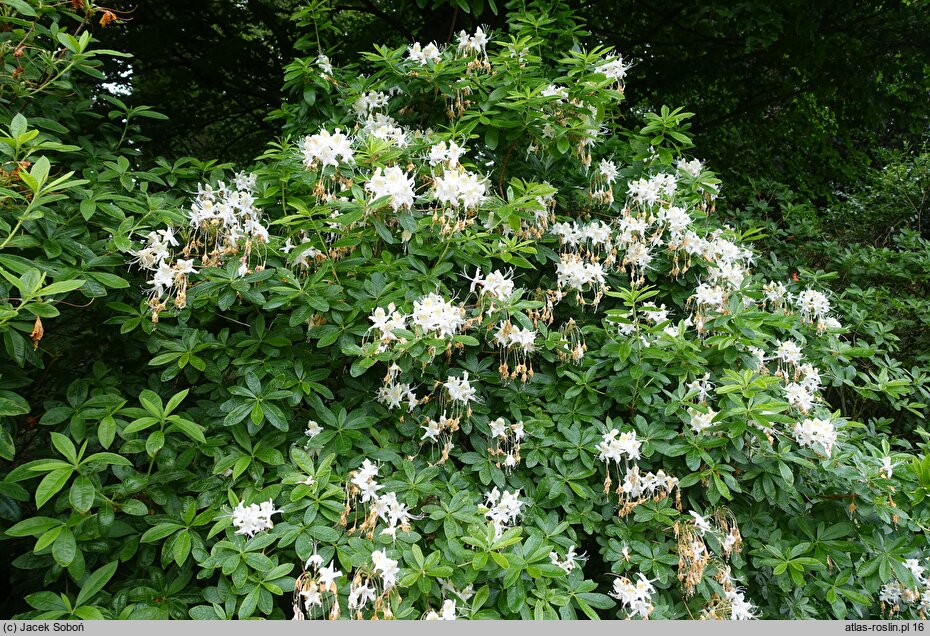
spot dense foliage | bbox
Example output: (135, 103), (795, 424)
(94, 0), (930, 197)
(2, 0), (930, 622)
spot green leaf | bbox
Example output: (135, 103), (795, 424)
(68, 475), (95, 513)
(145, 430), (165, 457)
(88, 272), (129, 289)
(141, 523), (183, 543)
(75, 561), (118, 607)
(173, 530), (192, 566)
(39, 279), (86, 296)
(6, 516), (60, 537)
(4, 0), (37, 18)
(50, 432), (77, 464)
(52, 527), (77, 567)
(36, 468), (73, 508)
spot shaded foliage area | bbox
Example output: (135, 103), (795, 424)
(96, 0), (930, 197)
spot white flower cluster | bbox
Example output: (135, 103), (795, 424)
(541, 83), (569, 100)
(421, 413), (454, 443)
(444, 371), (478, 405)
(353, 90), (389, 117)
(410, 292), (466, 338)
(774, 338), (803, 369)
(366, 166), (416, 211)
(231, 499), (280, 537)
(376, 374), (418, 412)
(488, 417), (525, 470)
(792, 417), (838, 458)
(472, 268), (515, 302)
(880, 559), (930, 617)
(298, 553), (342, 615)
(609, 572), (655, 619)
(596, 54), (631, 90)
(687, 373), (714, 403)
(688, 406), (717, 433)
(371, 549), (400, 588)
(618, 465), (678, 500)
(315, 54), (333, 75)
(132, 173), (268, 316)
(599, 159), (619, 184)
(302, 128), (354, 170)
(369, 303), (407, 348)
(363, 112), (409, 148)
(481, 488), (523, 537)
(130, 228), (195, 302)
(551, 220), (613, 251)
(347, 459), (413, 541)
(428, 140), (464, 167)
(879, 559), (930, 618)
(627, 173), (677, 207)
(549, 545), (583, 574)
(493, 323), (536, 352)
(725, 588), (757, 620)
(350, 459), (384, 503)
(764, 282), (841, 332)
(556, 252), (606, 294)
(456, 27), (489, 57)
(407, 41), (441, 64)
(188, 173), (268, 250)
(795, 288), (833, 326)
(676, 158), (703, 177)
(597, 429), (642, 464)
(432, 168), (487, 209)
(424, 599), (458, 620)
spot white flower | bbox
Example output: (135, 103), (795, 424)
(599, 159), (618, 184)
(371, 549), (400, 588)
(609, 573), (655, 619)
(318, 563), (343, 591)
(687, 407), (717, 433)
(457, 27), (488, 56)
(445, 372), (478, 404)
(422, 418), (443, 442)
(302, 128), (354, 169)
(793, 417), (838, 457)
(305, 420), (322, 438)
(726, 588), (757, 620)
(507, 327), (537, 352)
(489, 417), (508, 438)
(305, 553), (324, 570)
(432, 168), (487, 209)
(231, 499), (280, 537)
(795, 289), (831, 323)
(541, 84), (568, 100)
(348, 582), (377, 609)
(408, 41), (441, 64)
(676, 158), (703, 177)
(428, 140), (464, 167)
(410, 293), (466, 338)
(482, 488), (523, 537)
(690, 511), (712, 535)
(596, 55), (630, 85)
(775, 339), (803, 367)
(368, 303), (407, 342)
(316, 54), (333, 75)
(596, 429), (642, 464)
(173, 258), (196, 276)
(366, 166), (415, 211)
(478, 269), (514, 301)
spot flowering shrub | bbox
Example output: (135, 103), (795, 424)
(3, 0), (930, 622)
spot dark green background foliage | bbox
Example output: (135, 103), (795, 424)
(1, 0), (930, 622)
